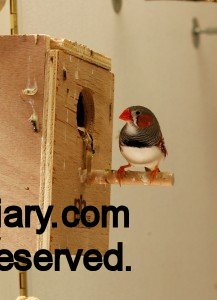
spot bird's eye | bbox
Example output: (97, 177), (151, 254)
(136, 111), (140, 115)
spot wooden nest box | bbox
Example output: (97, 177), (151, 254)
(0, 35), (114, 254)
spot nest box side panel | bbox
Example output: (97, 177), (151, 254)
(49, 50), (114, 254)
(0, 35), (48, 252)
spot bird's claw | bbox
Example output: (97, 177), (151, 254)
(116, 166), (126, 186)
(148, 167), (160, 183)
(116, 163), (132, 186)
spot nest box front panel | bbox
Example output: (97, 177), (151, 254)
(43, 50), (114, 254)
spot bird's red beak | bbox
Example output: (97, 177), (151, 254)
(119, 108), (133, 122)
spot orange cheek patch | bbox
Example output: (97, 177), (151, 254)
(137, 114), (153, 128)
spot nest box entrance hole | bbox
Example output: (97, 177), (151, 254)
(77, 90), (95, 169)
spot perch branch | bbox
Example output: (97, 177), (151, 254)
(79, 169), (174, 186)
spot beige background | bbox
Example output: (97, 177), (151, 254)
(1, 0), (217, 299)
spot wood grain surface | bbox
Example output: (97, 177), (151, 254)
(0, 35), (49, 252)
(46, 50), (114, 254)
(50, 38), (111, 71)
(80, 169), (174, 186)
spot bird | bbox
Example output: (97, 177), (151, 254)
(117, 105), (167, 185)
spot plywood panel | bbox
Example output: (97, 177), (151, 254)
(0, 35), (48, 252)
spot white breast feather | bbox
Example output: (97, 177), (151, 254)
(120, 145), (164, 170)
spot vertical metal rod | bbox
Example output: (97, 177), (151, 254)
(10, 0), (18, 34)
(19, 269), (28, 297)
(18, 255), (28, 298)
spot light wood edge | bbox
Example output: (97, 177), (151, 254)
(50, 38), (111, 71)
(38, 50), (58, 250)
(0, 35), (111, 70)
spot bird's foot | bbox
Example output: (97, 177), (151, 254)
(116, 163), (131, 186)
(148, 166), (160, 183)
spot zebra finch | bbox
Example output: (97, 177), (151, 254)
(117, 106), (167, 185)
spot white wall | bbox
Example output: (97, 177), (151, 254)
(2, 1), (217, 299)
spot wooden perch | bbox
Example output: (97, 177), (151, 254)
(79, 169), (174, 186)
